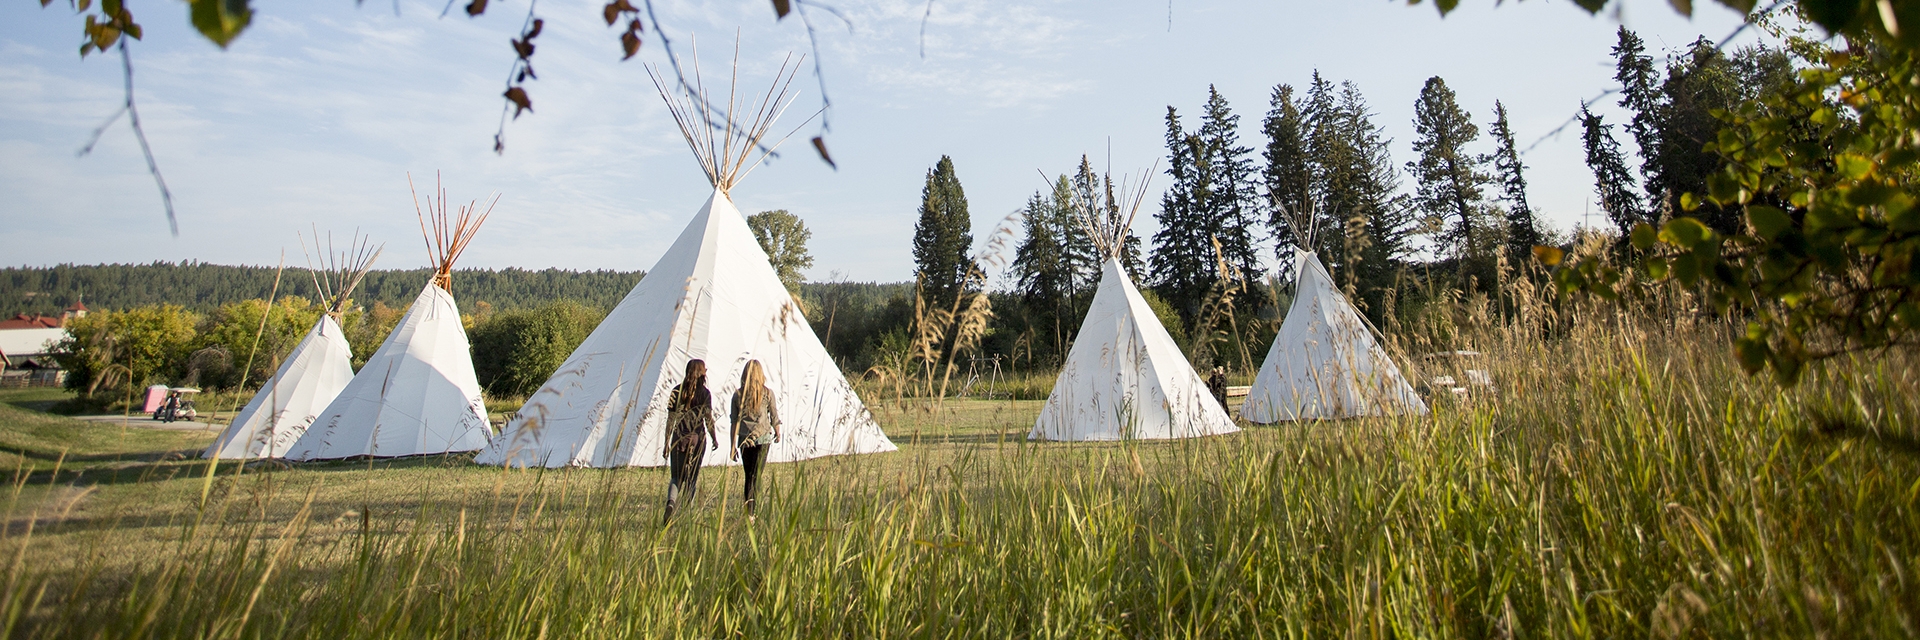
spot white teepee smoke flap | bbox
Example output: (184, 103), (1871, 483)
(1029, 162), (1238, 441)
(1241, 247), (1427, 422)
(475, 190), (893, 467)
(206, 231), (382, 460)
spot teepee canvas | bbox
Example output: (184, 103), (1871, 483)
(285, 179), (495, 460)
(1029, 165), (1238, 441)
(476, 53), (893, 468)
(1240, 247), (1427, 422)
(205, 233), (381, 460)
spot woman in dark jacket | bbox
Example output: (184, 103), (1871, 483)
(662, 359), (716, 524)
(730, 360), (781, 518)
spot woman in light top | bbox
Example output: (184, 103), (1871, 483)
(730, 360), (782, 517)
(662, 359), (716, 524)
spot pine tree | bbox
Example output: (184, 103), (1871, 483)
(1339, 82), (1416, 310)
(1262, 83), (1311, 273)
(1196, 86), (1265, 293)
(911, 156), (974, 310)
(1066, 157), (1105, 292)
(1150, 107), (1212, 318)
(1407, 75), (1491, 264)
(1613, 26), (1663, 189)
(1579, 105), (1649, 235)
(1488, 101), (1540, 258)
(1303, 72), (1352, 275)
(1012, 191), (1067, 309)
(1100, 172), (1146, 276)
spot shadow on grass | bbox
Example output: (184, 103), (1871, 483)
(1796, 410), (1920, 460)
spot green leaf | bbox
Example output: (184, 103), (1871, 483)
(1747, 205), (1793, 239)
(189, 0), (252, 49)
(1660, 217), (1712, 249)
(1891, 199), (1920, 231)
(1836, 153), (1874, 180)
(1734, 336), (1768, 375)
(1631, 223), (1659, 251)
(1646, 257), (1671, 279)
(1668, 0), (1693, 16)
(1673, 254), (1700, 285)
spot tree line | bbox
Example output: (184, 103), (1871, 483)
(0, 263), (647, 317)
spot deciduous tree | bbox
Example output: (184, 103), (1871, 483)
(747, 209), (815, 291)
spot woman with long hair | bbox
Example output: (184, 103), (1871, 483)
(730, 360), (782, 517)
(662, 359), (716, 524)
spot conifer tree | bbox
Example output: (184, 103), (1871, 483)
(1196, 86), (1265, 292)
(1408, 76), (1491, 264)
(1488, 101), (1540, 258)
(1340, 82), (1417, 308)
(1613, 26), (1663, 188)
(1100, 173), (1146, 277)
(1579, 105), (1649, 235)
(1150, 107), (1212, 318)
(1066, 157), (1105, 292)
(1012, 191), (1067, 309)
(1262, 83), (1311, 269)
(911, 155), (974, 310)
(1302, 72), (1353, 274)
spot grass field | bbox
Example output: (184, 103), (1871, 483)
(3, 312), (1918, 638)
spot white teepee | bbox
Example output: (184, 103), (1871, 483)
(1029, 163), (1239, 441)
(475, 51), (893, 468)
(205, 233), (381, 460)
(285, 178), (495, 460)
(1240, 247), (1427, 422)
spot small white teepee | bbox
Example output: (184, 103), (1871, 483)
(476, 51), (893, 468)
(285, 178), (495, 461)
(205, 233), (381, 460)
(1029, 165), (1239, 441)
(1240, 246), (1427, 422)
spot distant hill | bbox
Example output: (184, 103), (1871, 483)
(0, 262), (647, 315)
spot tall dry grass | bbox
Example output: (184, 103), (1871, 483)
(4, 281), (1918, 638)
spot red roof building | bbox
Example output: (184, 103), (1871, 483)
(0, 314), (64, 330)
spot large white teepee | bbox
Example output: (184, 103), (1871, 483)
(285, 179), (495, 460)
(206, 233), (381, 460)
(475, 51), (893, 468)
(1029, 164), (1238, 441)
(1240, 247), (1427, 422)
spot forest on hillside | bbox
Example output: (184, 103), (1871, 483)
(0, 263), (648, 316)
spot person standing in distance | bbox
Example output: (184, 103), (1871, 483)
(662, 359), (716, 524)
(730, 360), (782, 519)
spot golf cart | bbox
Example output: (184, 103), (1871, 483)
(152, 387), (200, 422)
(1418, 350), (1496, 402)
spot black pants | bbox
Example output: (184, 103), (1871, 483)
(740, 444), (768, 513)
(664, 441), (703, 522)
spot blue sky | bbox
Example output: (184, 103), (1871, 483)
(2, 1), (1758, 284)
